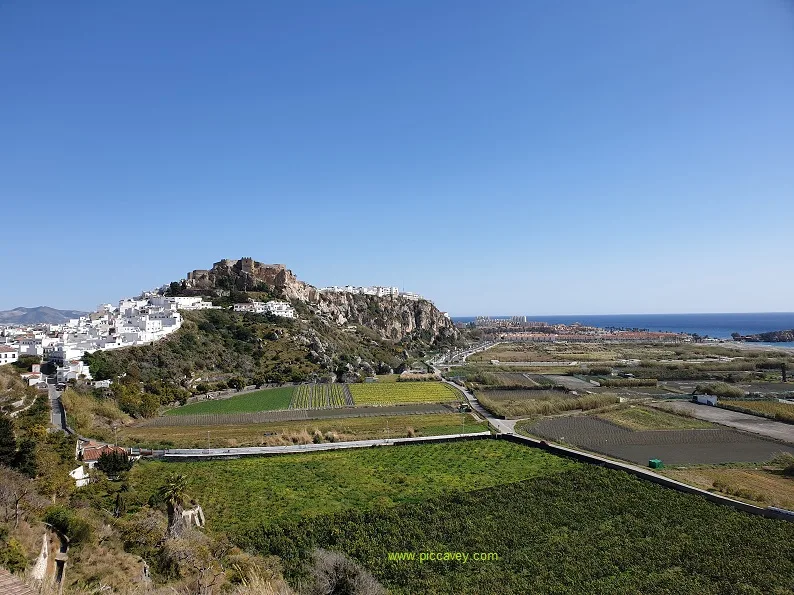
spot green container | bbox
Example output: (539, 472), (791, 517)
(649, 459), (664, 469)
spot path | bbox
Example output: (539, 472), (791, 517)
(47, 383), (69, 432)
(653, 401), (794, 445)
(160, 431), (491, 460)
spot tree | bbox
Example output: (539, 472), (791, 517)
(13, 439), (36, 478)
(96, 451), (133, 479)
(158, 473), (189, 538)
(0, 414), (16, 468)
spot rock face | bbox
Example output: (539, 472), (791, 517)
(184, 258), (457, 343)
(736, 329), (794, 343)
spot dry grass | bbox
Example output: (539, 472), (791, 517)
(118, 413), (485, 448)
(597, 406), (714, 431)
(61, 388), (131, 440)
(663, 467), (794, 509)
(477, 392), (619, 418)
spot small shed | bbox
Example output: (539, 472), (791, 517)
(648, 459), (664, 469)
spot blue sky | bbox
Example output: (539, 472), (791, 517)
(2, 1), (793, 316)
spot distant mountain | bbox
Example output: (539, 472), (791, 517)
(0, 306), (88, 325)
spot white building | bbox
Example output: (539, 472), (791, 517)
(234, 300), (296, 318)
(0, 345), (18, 366)
(57, 360), (92, 383)
(69, 466), (90, 488)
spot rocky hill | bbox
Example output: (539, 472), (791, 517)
(181, 258), (457, 343)
(735, 329), (794, 343)
(0, 306), (88, 324)
(85, 258), (460, 397)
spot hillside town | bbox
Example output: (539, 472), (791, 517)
(319, 285), (424, 301)
(0, 294), (278, 387)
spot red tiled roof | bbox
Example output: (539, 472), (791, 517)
(82, 445), (126, 462)
(0, 567), (36, 595)
(0, 345), (17, 353)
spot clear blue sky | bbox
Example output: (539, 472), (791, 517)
(2, 1), (793, 316)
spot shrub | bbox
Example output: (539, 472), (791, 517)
(44, 505), (92, 545)
(694, 382), (746, 399)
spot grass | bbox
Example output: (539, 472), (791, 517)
(165, 386), (295, 416)
(718, 400), (794, 424)
(127, 440), (574, 533)
(597, 405), (715, 431)
(119, 413), (486, 448)
(61, 387), (132, 441)
(662, 467), (794, 509)
(349, 381), (462, 405)
(477, 391), (619, 418)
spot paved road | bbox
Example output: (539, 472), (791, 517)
(47, 384), (67, 432)
(654, 401), (794, 445)
(439, 378), (517, 434)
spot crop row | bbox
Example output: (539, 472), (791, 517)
(349, 382), (462, 405)
(290, 384), (354, 409)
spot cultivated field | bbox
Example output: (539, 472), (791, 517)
(290, 383), (353, 409)
(719, 400), (794, 423)
(478, 390), (618, 418)
(121, 412), (485, 448)
(523, 416), (794, 464)
(137, 403), (456, 429)
(128, 440), (571, 532)
(238, 463), (794, 594)
(597, 405), (714, 431)
(349, 381), (462, 405)
(165, 386), (294, 416)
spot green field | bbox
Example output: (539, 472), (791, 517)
(349, 381), (462, 405)
(239, 465), (794, 594)
(165, 386), (294, 416)
(128, 440), (570, 533)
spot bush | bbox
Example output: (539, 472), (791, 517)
(0, 537), (27, 573)
(44, 505), (92, 545)
(694, 382), (746, 399)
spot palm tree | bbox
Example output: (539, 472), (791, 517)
(158, 473), (188, 538)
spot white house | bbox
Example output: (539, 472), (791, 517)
(234, 300), (296, 318)
(56, 360), (92, 383)
(0, 345), (18, 366)
(262, 300), (296, 318)
(69, 466), (90, 488)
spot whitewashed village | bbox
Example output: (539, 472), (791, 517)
(0, 280), (426, 488)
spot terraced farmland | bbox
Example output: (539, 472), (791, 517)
(290, 383), (353, 409)
(349, 381), (462, 405)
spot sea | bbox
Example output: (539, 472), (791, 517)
(452, 312), (794, 348)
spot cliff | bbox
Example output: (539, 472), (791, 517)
(183, 258), (457, 343)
